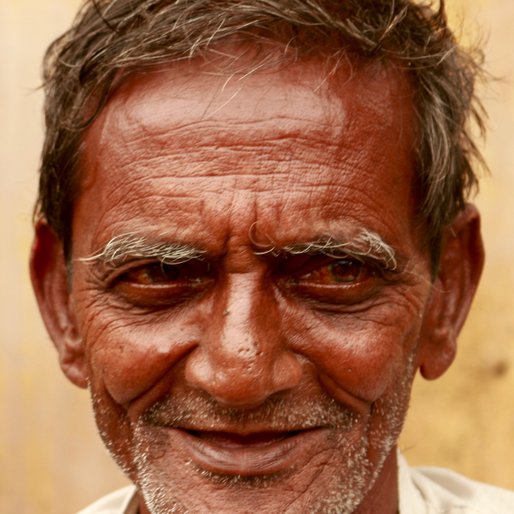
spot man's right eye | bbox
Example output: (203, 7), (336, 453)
(119, 262), (183, 285)
(110, 260), (213, 306)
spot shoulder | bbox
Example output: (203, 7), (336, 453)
(76, 486), (138, 514)
(399, 454), (514, 514)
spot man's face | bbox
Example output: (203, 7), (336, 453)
(42, 59), (444, 513)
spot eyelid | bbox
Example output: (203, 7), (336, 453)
(91, 258), (161, 284)
(100, 259), (216, 309)
(274, 256), (389, 309)
(281, 253), (391, 279)
(298, 257), (372, 281)
(99, 257), (208, 285)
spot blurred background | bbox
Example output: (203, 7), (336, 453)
(1, 1), (513, 512)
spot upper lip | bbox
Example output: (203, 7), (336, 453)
(154, 422), (324, 435)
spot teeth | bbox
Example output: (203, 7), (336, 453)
(189, 430), (295, 446)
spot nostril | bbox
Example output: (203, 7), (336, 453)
(185, 355), (292, 409)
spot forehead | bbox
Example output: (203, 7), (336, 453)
(88, 56), (414, 144)
(77, 57), (417, 252)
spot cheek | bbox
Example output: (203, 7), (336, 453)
(80, 307), (201, 407)
(283, 302), (424, 402)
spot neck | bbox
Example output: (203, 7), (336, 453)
(354, 448), (399, 514)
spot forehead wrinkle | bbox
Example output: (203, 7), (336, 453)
(95, 137), (346, 202)
(76, 233), (207, 269)
(109, 108), (340, 154)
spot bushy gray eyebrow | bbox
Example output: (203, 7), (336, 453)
(76, 229), (398, 273)
(76, 233), (206, 268)
(253, 230), (398, 271)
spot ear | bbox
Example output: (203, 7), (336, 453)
(418, 204), (484, 380)
(30, 221), (88, 388)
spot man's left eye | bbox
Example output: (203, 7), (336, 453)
(279, 257), (381, 307)
(297, 259), (369, 285)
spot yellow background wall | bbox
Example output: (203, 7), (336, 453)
(0, 1), (513, 512)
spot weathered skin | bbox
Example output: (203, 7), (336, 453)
(31, 57), (483, 513)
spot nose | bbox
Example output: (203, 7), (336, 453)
(184, 272), (302, 408)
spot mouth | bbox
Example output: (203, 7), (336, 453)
(174, 427), (326, 476)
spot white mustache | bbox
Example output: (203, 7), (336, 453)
(140, 390), (359, 432)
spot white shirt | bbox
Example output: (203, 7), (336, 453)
(77, 455), (514, 513)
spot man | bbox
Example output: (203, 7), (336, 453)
(30, 0), (514, 513)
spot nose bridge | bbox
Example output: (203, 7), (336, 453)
(185, 271), (302, 407)
(220, 273), (264, 367)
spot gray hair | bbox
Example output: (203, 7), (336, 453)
(77, 228), (397, 273)
(36, 0), (486, 266)
(253, 230), (398, 271)
(77, 233), (207, 268)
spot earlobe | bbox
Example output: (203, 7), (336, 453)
(419, 204), (484, 380)
(30, 221), (88, 388)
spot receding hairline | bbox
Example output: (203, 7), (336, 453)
(79, 35), (406, 139)
(38, 0), (486, 271)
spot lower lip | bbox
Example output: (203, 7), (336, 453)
(174, 428), (326, 476)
